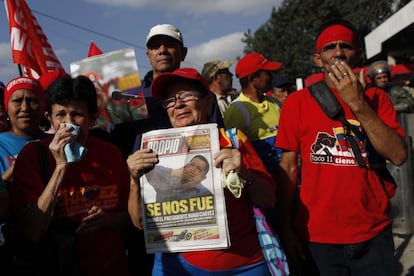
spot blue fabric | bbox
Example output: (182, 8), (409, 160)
(62, 123), (88, 163)
(152, 253), (270, 276)
(0, 132), (33, 175)
(253, 206), (289, 276)
(0, 132), (49, 175)
(251, 137), (282, 172)
(63, 142), (87, 163)
(225, 128), (290, 276)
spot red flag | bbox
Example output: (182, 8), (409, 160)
(4, 0), (64, 77)
(88, 41), (103, 57)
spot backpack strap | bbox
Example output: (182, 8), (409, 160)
(229, 100), (250, 134)
(309, 81), (366, 168)
(308, 81), (343, 120)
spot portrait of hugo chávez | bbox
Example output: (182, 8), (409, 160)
(144, 154), (213, 202)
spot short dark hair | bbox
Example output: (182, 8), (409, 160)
(239, 70), (263, 89)
(46, 75), (98, 116)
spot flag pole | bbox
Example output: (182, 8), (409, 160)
(18, 64), (23, 77)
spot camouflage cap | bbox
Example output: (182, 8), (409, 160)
(201, 60), (233, 82)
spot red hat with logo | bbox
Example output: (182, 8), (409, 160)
(4, 76), (44, 112)
(151, 68), (210, 99)
(235, 52), (282, 79)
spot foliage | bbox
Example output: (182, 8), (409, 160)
(243, 0), (411, 79)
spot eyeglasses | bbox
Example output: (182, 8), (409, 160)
(162, 90), (202, 109)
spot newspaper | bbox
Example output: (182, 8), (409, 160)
(140, 123), (230, 253)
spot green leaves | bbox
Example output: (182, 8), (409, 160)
(243, 0), (405, 80)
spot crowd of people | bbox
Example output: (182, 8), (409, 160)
(0, 18), (413, 276)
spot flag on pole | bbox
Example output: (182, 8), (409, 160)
(88, 41), (103, 57)
(4, 0), (64, 78)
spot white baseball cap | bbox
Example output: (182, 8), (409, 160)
(146, 24), (183, 46)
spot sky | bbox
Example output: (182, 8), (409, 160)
(0, 0), (283, 84)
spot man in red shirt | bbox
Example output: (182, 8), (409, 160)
(276, 19), (407, 276)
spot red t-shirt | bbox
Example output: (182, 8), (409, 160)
(180, 129), (275, 270)
(10, 136), (130, 276)
(276, 86), (404, 244)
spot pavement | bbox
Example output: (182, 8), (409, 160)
(394, 230), (414, 276)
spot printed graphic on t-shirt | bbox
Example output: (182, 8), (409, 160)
(310, 121), (367, 166)
(55, 184), (119, 218)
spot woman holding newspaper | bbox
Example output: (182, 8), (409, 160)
(127, 68), (284, 275)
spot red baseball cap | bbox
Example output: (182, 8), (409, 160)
(4, 76), (44, 112)
(151, 68), (210, 99)
(235, 52), (282, 79)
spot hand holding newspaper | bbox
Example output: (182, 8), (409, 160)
(139, 123), (230, 253)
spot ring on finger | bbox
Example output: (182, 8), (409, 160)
(343, 72), (348, 77)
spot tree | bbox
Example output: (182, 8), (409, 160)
(243, 0), (411, 80)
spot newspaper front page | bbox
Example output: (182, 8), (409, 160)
(140, 123), (230, 253)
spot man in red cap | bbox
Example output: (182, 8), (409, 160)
(224, 52), (283, 172)
(223, 53), (286, 255)
(276, 19), (407, 276)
